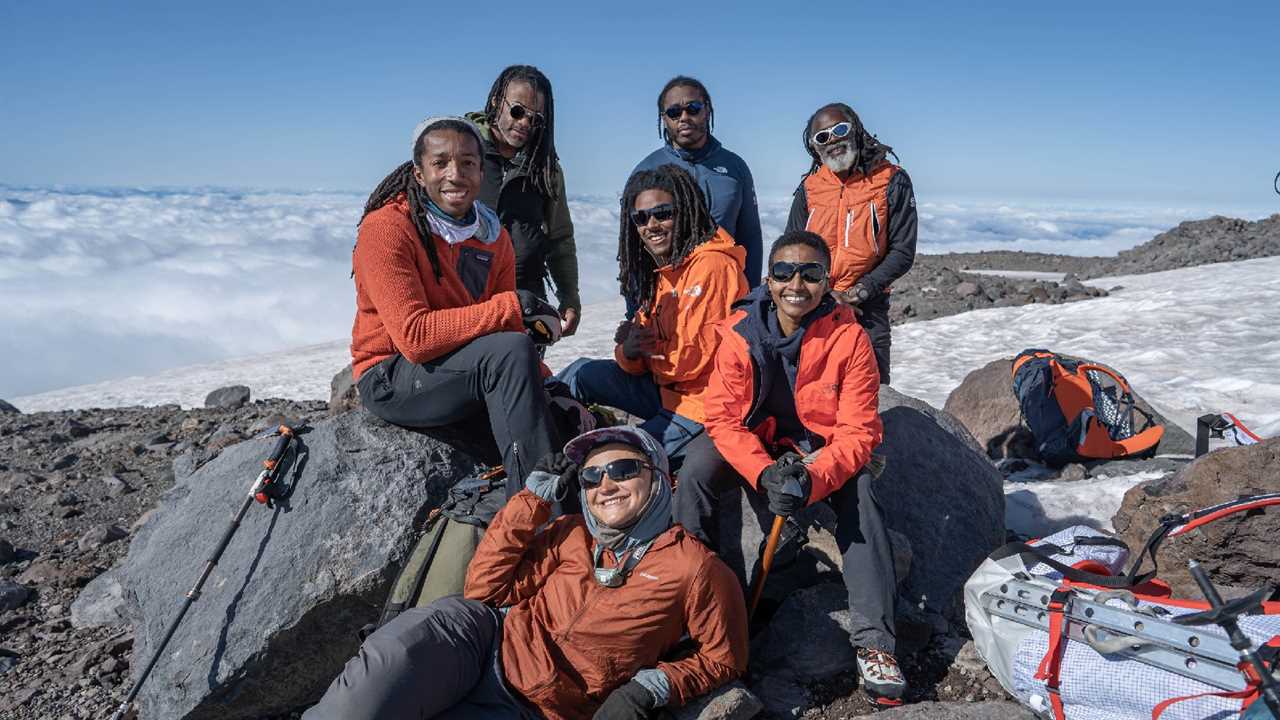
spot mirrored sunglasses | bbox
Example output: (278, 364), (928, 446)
(769, 261), (827, 284)
(810, 121), (853, 147)
(663, 101), (705, 120)
(580, 458), (655, 488)
(630, 203), (674, 226)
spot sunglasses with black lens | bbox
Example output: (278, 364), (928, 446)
(810, 121), (852, 147)
(630, 203), (674, 226)
(663, 101), (705, 120)
(769, 261), (828, 284)
(504, 98), (545, 128)
(580, 458), (656, 488)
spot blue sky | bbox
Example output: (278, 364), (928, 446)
(2, 1), (1278, 207)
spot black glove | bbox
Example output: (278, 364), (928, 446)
(526, 451), (579, 502)
(593, 680), (657, 720)
(516, 289), (563, 346)
(758, 454), (811, 516)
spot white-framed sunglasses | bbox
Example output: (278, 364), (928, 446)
(810, 121), (853, 147)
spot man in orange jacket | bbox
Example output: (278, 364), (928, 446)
(557, 164), (747, 470)
(675, 230), (907, 705)
(350, 116), (567, 492)
(305, 425), (748, 720)
(784, 102), (917, 385)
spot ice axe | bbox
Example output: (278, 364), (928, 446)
(108, 424), (302, 720)
(748, 453), (888, 620)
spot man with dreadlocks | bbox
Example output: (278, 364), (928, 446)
(785, 102), (918, 385)
(467, 65), (583, 337)
(350, 115), (566, 495)
(630, 76), (762, 299)
(558, 164), (747, 470)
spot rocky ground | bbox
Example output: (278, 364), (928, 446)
(0, 394), (329, 719)
(1, 212), (1276, 719)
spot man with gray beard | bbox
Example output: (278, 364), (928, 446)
(785, 103), (917, 385)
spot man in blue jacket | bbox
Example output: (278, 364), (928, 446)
(630, 76), (763, 301)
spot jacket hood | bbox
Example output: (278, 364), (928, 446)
(662, 226), (745, 275)
(733, 283), (836, 345)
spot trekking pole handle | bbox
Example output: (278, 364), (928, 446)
(252, 425), (296, 504)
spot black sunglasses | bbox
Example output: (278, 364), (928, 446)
(663, 101), (705, 120)
(630, 203), (674, 226)
(504, 98), (545, 128)
(769, 261), (827, 284)
(580, 458), (657, 488)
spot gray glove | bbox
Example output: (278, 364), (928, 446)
(526, 452), (578, 502)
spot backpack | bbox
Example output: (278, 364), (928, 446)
(1012, 349), (1165, 467)
(964, 494), (1280, 720)
(369, 466), (509, 634)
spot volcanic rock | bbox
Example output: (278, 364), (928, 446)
(116, 409), (481, 720)
(1113, 438), (1280, 598)
(204, 385), (251, 410)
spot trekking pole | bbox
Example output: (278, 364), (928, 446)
(1177, 561), (1280, 718)
(748, 515), (786, 618)
(108, 425), (299, 720)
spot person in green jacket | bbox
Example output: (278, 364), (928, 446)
(468, 65), (582, 336)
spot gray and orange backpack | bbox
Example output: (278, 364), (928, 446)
(1012, 349), (1165, 466)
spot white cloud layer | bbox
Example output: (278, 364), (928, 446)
(1, 186), (1270, 398)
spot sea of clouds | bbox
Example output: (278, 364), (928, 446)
(0, 185), (1268, 398)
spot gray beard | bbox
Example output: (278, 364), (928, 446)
(820, 141), (858, 174)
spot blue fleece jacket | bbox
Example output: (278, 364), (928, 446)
(631, 135), (763, 288)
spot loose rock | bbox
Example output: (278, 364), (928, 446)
(0, 577), (31, 611)
(204, 385), (251, 410)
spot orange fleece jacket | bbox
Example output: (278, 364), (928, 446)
(350, 195), (523, 380)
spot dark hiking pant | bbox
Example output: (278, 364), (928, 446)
(673, 434), (897, 652)
(303, 596), (534, 720)
(857, 296), (892, 385)
(556, 357), (704, 471)
(357, 332), (559, 496)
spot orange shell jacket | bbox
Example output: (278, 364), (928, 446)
(614, 228), (748, 423)
(703, 301), (883, 503)
(349, 195), (524, 381)
(800, 160), (900, 292)
(465, 490), (749, 719)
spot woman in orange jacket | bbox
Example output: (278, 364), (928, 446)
(350, 116), (568, 491)
(674, 230), (907, 706)
(304, 426), (748, 720)
(557, 164), (747, 470)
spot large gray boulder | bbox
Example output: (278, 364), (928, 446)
(115, 409), (479, 720)
(877, 387), (1004, 620)
(204, 385), (251, 410)
(943, 357), (1195, 461)
(1113, 437), (1280, 598)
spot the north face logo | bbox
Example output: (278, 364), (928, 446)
(684, 285), (703, 298)
(712, 166), (728, 174)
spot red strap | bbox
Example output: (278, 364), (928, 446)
(1171, 494), (1280, 536)
(1151, 686), (1256, 720)
(1034, 589), (1072, 720)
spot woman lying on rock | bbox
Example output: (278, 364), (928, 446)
(673, 230), (906, 706)
(557, 164), (748, 472)
(304, 425), (749, 720)
(350, 115), (566, 493)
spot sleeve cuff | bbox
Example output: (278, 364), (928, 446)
(631, 668), (671, 707)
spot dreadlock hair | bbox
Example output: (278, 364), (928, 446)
(656, 75), (715, 141)
(484, 65), (559, 198)
(801, 102), (896, 179)
(769, 230), (832, 270)
(617, 164), (717, 310)
(359, 119), (481, 282)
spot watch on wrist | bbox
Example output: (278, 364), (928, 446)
(851, 283), (871, 304)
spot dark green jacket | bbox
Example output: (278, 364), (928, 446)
(467, 111), (580, 313)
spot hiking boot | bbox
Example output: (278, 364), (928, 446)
(856, 647), (907, 706)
